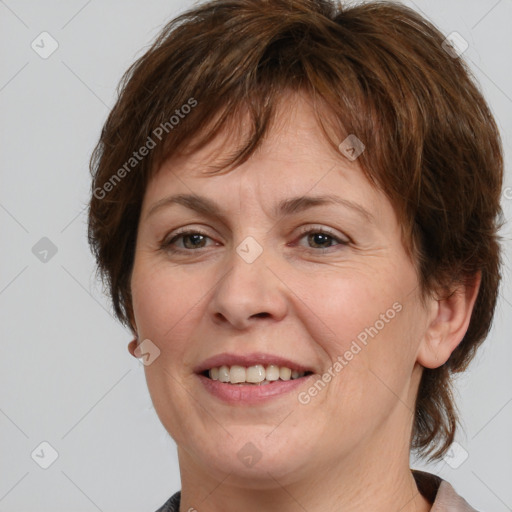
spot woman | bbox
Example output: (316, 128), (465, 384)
(87, 0), (504, 510)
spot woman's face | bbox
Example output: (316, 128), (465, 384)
(130, 93), (433, 486)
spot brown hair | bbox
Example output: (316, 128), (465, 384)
(87, 0), (504, 461)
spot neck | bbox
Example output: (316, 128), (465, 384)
(177, 442), (432, 512)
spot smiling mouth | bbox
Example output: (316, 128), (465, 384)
(201, 364), (314, 385)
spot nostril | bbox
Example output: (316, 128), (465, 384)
(252, 312), (270, 319)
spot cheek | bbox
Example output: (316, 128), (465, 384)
(295, 269), (417, 407)
(131, 260), (210, 347)
(291, 269), (396, 353)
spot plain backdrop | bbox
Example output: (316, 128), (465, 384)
(1, 0), (511, 511)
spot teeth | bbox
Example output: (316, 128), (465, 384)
(280, 367), (292, 380)
(229, 365), (246, 383)
(208, 364), (307, 384)
(246, 364), (265, 383)
(218, 365), (230, 382)
(266, 365), (280, 381)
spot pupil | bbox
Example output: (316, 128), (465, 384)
(309, 233), (330, 248)
(185, 234), (205, 248)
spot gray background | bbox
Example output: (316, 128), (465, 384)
(1, 0), (511, 511)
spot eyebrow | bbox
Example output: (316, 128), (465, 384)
(145, 193), (375, 223)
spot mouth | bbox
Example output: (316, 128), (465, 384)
(194, 352), (316, 403)
(200, 365), (314, 385)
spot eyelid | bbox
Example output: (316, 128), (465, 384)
(297, 225), (338, 236)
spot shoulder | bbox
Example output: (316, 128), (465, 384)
(154, 490), (181, 512)
(412, 469), (480, 511)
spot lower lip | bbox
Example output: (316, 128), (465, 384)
(197, 374), (313, 404)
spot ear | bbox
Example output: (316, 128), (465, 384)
(128, 338), (139, 358)
(417, 271), (481, 369)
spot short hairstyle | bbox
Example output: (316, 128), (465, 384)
(87, 0), (504, 462)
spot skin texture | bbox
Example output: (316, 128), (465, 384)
(128, 92), (480, 512)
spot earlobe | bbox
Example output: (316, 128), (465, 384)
(417, 271), (481, 369)
(128, 338), (139, 357)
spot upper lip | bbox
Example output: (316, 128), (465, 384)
(194, 352), (315, 374)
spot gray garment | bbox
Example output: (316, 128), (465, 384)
(155, 470), (479, 511)
(412, 470), (479, 511)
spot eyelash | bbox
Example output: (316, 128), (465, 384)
(160, 226), (349, 254)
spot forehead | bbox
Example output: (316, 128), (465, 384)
(145, 92), (371, 197)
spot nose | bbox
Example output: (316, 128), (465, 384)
(207, 244), (288, 330)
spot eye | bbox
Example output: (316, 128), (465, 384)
(160, 226), (350, 254)
(294, 227), (349, 250)
(161, 229), (215, 252)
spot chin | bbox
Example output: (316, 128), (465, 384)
(195, 432), (311, 484)
(209, 455), (305, 489)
